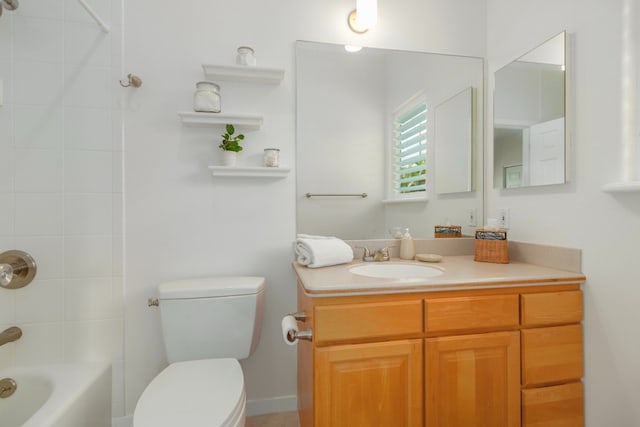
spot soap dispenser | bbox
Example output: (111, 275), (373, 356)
(400, 229), (416, 260)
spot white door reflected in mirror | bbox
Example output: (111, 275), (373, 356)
(493, 31), (567, 188)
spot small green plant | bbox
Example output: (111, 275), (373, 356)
(219, 124), (245, 152)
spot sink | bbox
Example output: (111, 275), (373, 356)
(349, 263), (444, 279)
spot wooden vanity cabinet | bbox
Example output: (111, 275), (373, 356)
(297, 283), (584, 427)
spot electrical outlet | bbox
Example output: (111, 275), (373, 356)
(497, 208), (510, 229)
(466, 208), (477, 227)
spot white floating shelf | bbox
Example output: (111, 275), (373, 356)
(202, 64), (285, 84)
(602, 182), (640, 193)
(208, 166), (290, 178)
(178, 112), (263, 130)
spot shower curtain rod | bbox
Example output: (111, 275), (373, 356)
(77, 0), (110, 33)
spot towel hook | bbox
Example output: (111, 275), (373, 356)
(120, 74), (142, 88)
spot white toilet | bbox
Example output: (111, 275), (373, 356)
(133, 276), (265, 427)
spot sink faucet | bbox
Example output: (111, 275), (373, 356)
(356, 246), (393, 262)
(0, 327), (22, 347)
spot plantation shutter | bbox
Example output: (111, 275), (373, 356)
(394, 102), (427, 194)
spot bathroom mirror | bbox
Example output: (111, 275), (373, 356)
(296, 41), (484, 239)
(493, 31), (567, 188)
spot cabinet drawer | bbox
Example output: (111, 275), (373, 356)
(425, 294), (519, 335)
(314, 300), (423, 344)
(521, 290), (582, 327)
(522, 324), (583, 386)
(522, 382), (584, 427)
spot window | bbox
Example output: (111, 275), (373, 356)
(391, 95), (427, 199)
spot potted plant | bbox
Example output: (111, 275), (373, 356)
(219, 124), (245, 166)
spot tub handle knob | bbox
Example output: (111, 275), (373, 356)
(0, 378), (17, 398)
(148, 298), (159, 307)
(0, 250), (37, 290)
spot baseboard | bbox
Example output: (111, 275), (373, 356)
(246, 395), (298, 416)
(112, 415), (132, 427)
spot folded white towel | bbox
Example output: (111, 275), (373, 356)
(294, 234), (354, 268)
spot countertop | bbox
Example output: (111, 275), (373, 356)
(293, 255), (586, 296)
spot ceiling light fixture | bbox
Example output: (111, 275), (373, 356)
(347, 0), (377, 34)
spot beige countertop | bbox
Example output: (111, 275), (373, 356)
(293, 255), (586, 296)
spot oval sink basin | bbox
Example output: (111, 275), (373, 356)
(349, 263), (444, 279)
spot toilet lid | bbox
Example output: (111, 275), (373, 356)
(134, 359), (245, 427)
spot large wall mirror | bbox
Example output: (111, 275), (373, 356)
(493, 31), (567, 188)
(296, 41), (484, 239)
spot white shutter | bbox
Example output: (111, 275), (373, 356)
(394, 102), (427, 195)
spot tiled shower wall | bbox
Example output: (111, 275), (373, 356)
(0, 0), (124, 417)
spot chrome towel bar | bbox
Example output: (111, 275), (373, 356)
(305, 193), (367, 198)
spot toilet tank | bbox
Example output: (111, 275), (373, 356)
(157, 276), (265, 363)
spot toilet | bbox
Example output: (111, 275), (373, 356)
(133, 276), (265, 427)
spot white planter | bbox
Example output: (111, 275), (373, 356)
(222, 151), (237, 167)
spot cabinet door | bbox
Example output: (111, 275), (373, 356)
(315, 339), (423, 427)
(426, 331), (520, 427)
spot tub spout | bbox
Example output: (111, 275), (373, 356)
(0, 326), (22, 346)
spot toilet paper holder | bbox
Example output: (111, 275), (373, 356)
(283, 311), (312, 343)
(287, 329), (313, 343)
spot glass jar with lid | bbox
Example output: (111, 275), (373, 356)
(193, 81), (221, 113)
(263, 148), (280, 167)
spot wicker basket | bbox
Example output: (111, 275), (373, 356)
(474, 229), (509, 263)
(434, 225), (462, 238)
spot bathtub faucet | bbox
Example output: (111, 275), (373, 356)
(0, 326), (22, 346)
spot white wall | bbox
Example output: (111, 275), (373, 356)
(486, 0), (640, 425)
(124, 0), (486, 416)
(0, 0), (124, 417)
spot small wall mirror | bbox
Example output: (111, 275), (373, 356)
(493, 31), (567, 188)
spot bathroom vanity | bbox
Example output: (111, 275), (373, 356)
(293, 254), (585, 427)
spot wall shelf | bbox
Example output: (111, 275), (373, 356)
(602, 182), (640, 193)
(178, 112), (263, 130)
(202, 64), (285, 84)
(208, 166), (290, 178)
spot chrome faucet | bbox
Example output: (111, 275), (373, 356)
(356, 246), (393, 262)
(0, 326), (22, 347)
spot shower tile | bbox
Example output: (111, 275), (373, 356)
(0, 61), (12, 106)
(13, 148), (64, 193)
(14, 279), (65, 323)
(14, 322), (65, 364)
(0, 292), (15, 324)
(13, 236), (64, 279)
(0, 193), (14, 235)
(14, 193), (64, 236)
(64, 106), (113, 150)
(64, 318), (122, 362)
(13, 60), (64, 106)
(13, 16), (64, 63)
(64, 193), (112, 235)
(13, 104), (64, 149)
(0, 147), (13, 193)
(64, 149), (113, 193)
(64, 65), (110, 108)
(65, 22), (111, 68)
(0, 339), (15, 368)
(16, 1), (63, 20)
(64, 0), (110, 25)
(65, 277), (113, 321)
(64, 235), (112, 277)
(0, 19), (12, 60)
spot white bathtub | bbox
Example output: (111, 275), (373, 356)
(0, 363), (111, 427)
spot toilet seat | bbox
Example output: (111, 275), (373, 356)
(133, 358), (245, 427)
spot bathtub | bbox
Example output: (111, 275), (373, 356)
(0, 363), (111, 427)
